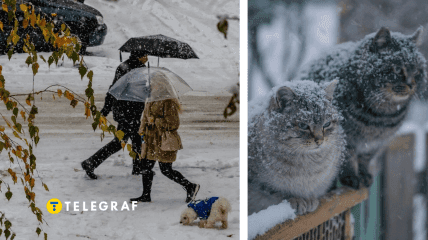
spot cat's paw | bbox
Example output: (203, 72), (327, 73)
(359, 173), (373, 188)
(358, 168), (373, 188)
(288, 198), (319, 215)
(340, 176), (360, 189)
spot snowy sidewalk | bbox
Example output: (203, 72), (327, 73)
(0, 95), (239, 240)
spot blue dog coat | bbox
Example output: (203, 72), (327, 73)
(187, 197), (219, 220)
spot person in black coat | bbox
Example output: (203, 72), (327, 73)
(81, 51), (148, 179)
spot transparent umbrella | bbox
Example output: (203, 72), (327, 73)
(108, 66), (193, 103)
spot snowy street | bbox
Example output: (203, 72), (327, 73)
(0, 93), (239, 239)
(0, 0), (240, 239)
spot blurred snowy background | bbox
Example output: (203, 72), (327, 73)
(248, 0), (428, 239)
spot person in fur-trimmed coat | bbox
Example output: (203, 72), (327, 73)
(130, 98), (200, 203)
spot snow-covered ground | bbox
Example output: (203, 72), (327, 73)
(0, 0), (240, 239)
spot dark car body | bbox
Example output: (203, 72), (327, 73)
(0, 0), (107, 52)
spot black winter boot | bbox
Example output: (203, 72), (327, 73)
(130, 170), (155, 203)
(185, 183), (200, 203)
(81, 138), (123, 180)
(81, 160), (97, 180)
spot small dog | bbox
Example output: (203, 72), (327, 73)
(180, 197), (231, 229)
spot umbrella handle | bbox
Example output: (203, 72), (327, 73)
(147, 62), (150, 87)
(146, 62), (151, 100)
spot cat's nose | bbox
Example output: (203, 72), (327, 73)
(311, 126), (324, 145)
(406, 78), (415, 89)
(313, 133), (324, 145)
(315, 137), (324, 145)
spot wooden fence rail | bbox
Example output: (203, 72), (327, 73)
(255, 188), (369, 240)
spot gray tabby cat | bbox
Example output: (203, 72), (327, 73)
(248, 80), (346, 215)
(297, 27), (427, 188)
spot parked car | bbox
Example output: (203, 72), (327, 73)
(0, 0), (107, 53)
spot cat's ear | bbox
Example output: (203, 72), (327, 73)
(410, 26), (424, 46)
(275, 86), (296, 110)
(372, 27), (391, 50)
(324, 79), (338, 101)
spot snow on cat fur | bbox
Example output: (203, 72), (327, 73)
(248, 80), (346, 215)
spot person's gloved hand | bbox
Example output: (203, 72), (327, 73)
(100, 108), (109, 117)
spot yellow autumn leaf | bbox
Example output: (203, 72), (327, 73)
(116, 130), (125, 141)
(0, 21), (3, 31)
(100, 116), (107, 125)
(2, 4), (8, 12)
(22, 19), (28, 29)
(12, 34), (20, 45)
(84, 102), (91, 119)
(20, 4), (28, 12)
(29, 192), (35, 201)
(38, 16), (45, 28)
(0, 125), (4, 131)
(121, 141), (126, 149)
(29, 12), (36, 27)
(85, 109), (90, 119)
(15, 149), (21, 158)
(57, 89), (62, 97)
(26, 99), (31, 106)
(13, 131), (22, 140)
(65, 92), (74, 101)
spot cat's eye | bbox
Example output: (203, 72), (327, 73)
(323, 122), (331, 128)
(298, 122), (309, 130)
(393, 66), (402, 74)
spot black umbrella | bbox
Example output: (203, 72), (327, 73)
(119, 34), (199, 65)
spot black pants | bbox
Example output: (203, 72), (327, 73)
(141, 158), (191, 188)
(85, 121), (142, 171)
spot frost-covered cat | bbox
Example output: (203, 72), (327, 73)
(297, 27), (427, 189)
(248, 80), (345, 215)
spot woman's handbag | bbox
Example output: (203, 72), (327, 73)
(160, 131), (182, 151)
